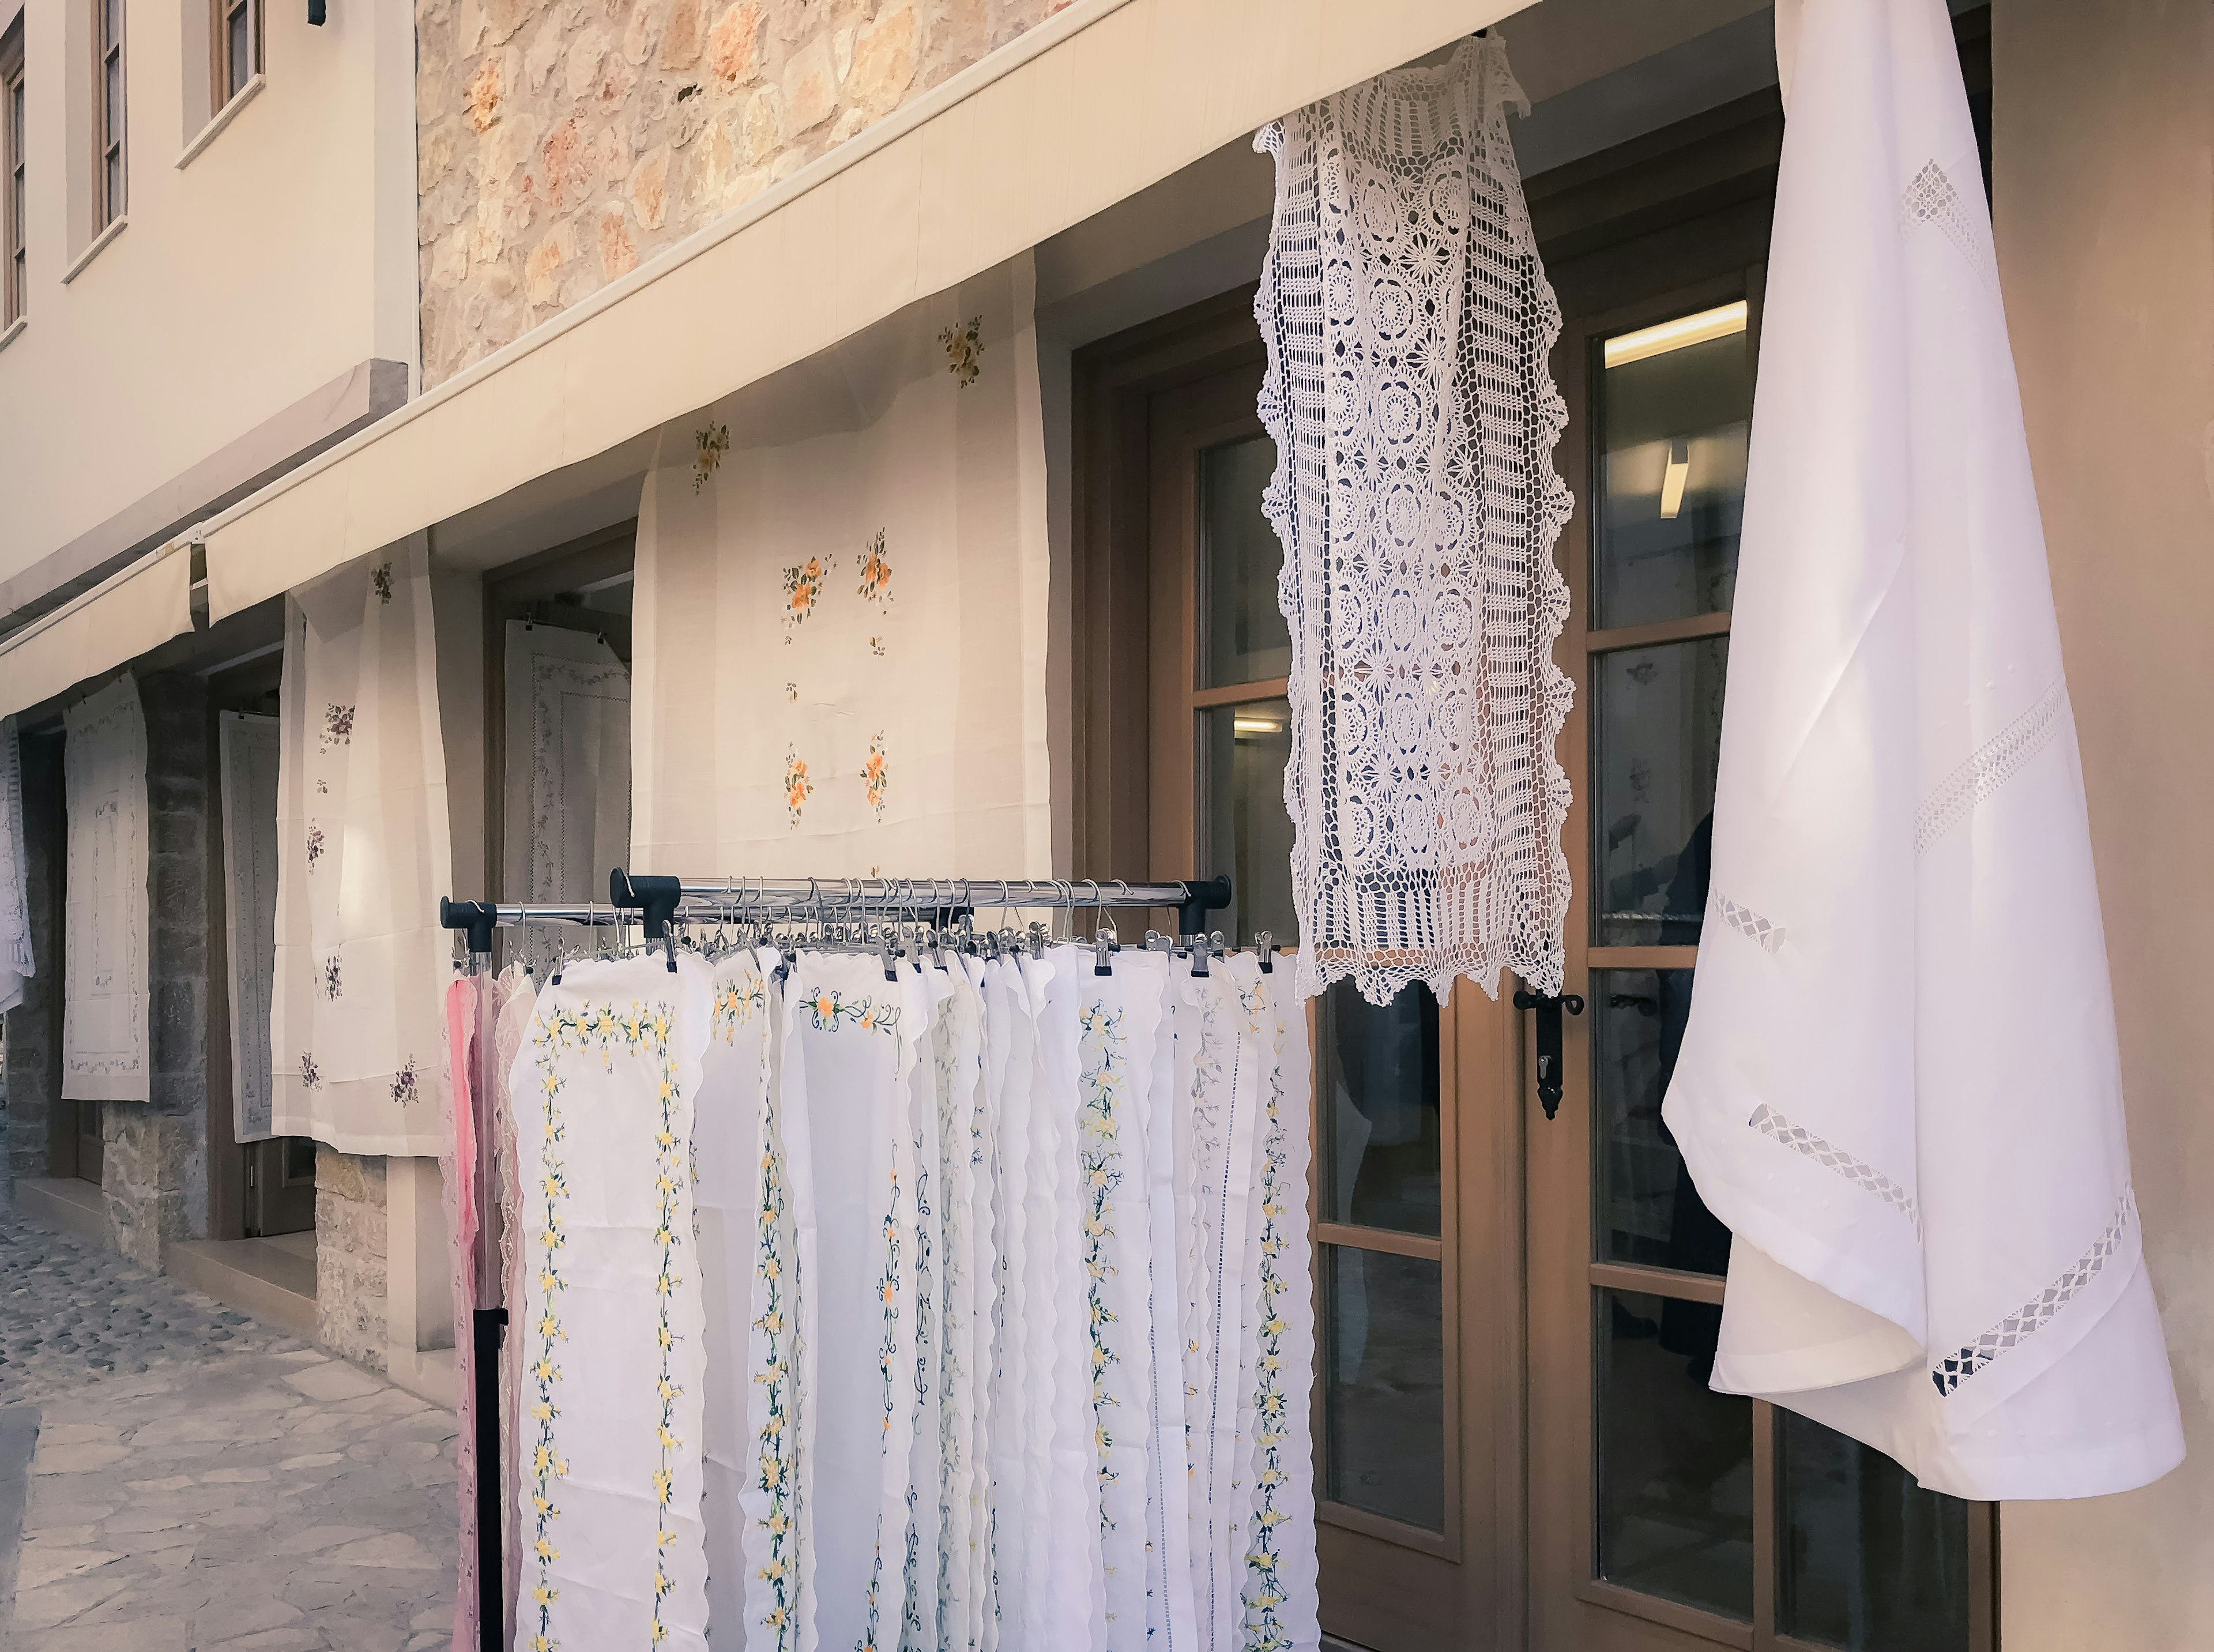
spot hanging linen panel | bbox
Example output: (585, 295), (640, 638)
(442, 975), (485, 1652)
(1661, 0), (2182, 1502)
(0, 716), (34, 1017)
(630, 255), (1053, 882)
(219, 712), (283, 1142)
(270, 539), (454, 1155)
(502, 619), (631, 909)
(62, 675), (150, 1101)
(511, 952), (715, 1651)
(1256, 34), (1575, 1005)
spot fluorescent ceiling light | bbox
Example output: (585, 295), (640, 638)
(1233, 717), (1283, 736)
(1659, 438), (1690, 520)
(1605, 300), (1749, 368)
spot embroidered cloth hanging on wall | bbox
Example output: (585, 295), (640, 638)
(219, 713), (282, 1142)
(502, 620), (631, 905)
(0, 716), (35, 1017)
(270, 540), (454, 1156)
(630, 255), (1052, 880)
(1256, 34), (1574, 1006)
(1662, 0), (2182, 1500)
(62, 675), (150, 1101)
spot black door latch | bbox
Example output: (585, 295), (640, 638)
(1513, 983), (1586, 1120)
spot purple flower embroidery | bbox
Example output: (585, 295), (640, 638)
(300, 1052), (322, 1089)
(322, 956), (343, 1001)
(371, 563), (394, 604)
(321, 703), (355, 750)
(390, 1059), (419, 1106)
(306, 824), (326, 867)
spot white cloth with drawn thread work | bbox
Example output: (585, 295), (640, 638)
(1660, 0), (2183, 1500)
(62, 675), (149, 1101)
(0, 715), (35, 1017)
(490, 942), (1319, 1652)
(1256, 33), (1575, 1008)
(269, 540), (454, 1156)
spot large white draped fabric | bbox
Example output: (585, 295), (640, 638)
(511, 953), (715, 1651)
(0, 716), (34, 1017)
(1256, 35), (1574, 1006)
(219, 713), (283, 1143)
(631, 257), (1052, 880)
(495, 940), (1317, 1651)
(502, 620), (631, 905)
(1660, 0), (2184, 1500)
(62, 675), (149, 1101)
(270, 541), (455, 1155)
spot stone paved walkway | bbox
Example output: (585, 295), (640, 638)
(0, 1213), (458, 1650)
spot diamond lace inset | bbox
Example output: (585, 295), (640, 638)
(1914, 678), (2070, 856)
(1748, 1102), (1919, 1230)
(1899, 159), (2001, 299)
(1932, 1191), (2133, 1397)
(1717, 894), (1786, 954)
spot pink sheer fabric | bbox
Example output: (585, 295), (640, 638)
(493, 965), (535, 1636)
(443, 975), (481, 1651)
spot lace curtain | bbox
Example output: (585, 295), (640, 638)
(1256, 33), (1573, 1005)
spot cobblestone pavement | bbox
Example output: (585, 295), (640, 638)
(0, 1214), (458, 1650)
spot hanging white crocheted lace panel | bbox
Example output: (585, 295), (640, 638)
(1256, 33), (1573, 1006)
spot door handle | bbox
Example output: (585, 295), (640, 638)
(1513, 984), (1586, 1121)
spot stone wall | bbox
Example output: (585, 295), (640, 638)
(3, 730), (66, 1194)
(417, 0), (1070, 385)
(317, 1150), (390, 1371)
(101, 674), (215, 1267)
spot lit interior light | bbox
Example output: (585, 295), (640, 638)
(1233, 716), (1284, 737)
(1659, 438), (1690, 520)
(1604, 300), (1749, 368)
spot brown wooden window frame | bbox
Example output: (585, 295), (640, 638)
(93, 0), (123, 228)
(3, 19), (25, 327)
(213, 0), (259, 112)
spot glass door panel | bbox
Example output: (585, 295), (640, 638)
(1323, 1246), (1448, 1531)
(1318, 981), (1443, 1237)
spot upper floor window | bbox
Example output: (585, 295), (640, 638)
(3, 20), (24, 326)
(216, 0), (258, 107)
(95, 0), (123, 227)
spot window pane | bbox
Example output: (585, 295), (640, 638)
(1593, 968), (1728, 1275)
(1778, 1413), (1972, 1651)
(1317, 980), (1440, 1236)
(103, 0), (120, 48)
(1596, 1288), (1752, 1621)
(1198, 435), (1291, 687)
(1199, 697), (1296, 946)
(105, 152), (122, 219)
(228, 7), (250, 96)
(1321, 1245), (1444, 1532)
(105, 57), (122, 144)
(1594, 306), (1752, 630)
(1593, 638), (1724, 947)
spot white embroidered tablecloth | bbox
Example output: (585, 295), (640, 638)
(62, 675), (149, 1101)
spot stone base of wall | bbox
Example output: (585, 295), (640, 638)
(100, 1107), (208, 1269)
(316, 1150), (390, 1372)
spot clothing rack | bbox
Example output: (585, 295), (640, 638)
(436, 866), (1236, 1652)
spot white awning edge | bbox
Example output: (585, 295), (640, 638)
(0, 543), (195, 719)
(203, 0), (1526, 623)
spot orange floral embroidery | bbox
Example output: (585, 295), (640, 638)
(784, 748), (814, 827)
(855, 530), (893, 607)
(861, 733), (889, 820)
(781, 558), (824, 640)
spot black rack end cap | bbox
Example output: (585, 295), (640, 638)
(610, 867), (684, 940)
(440, 897), (498, 956)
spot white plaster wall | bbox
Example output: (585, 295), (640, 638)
(1995, 1), (2214, 1644)
(0, 0), (417, 586)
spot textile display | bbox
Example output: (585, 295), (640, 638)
(510, 952), (716, 1651)
(270, 539), (455, 1155)
(62, 675), (149, 1101)
(1661, 0), (2183, 1500)
(1256, 34), (1574, 1007)
(630, 255), (1053, 880)
(502, 620), (631, 904)
(219, 713), (283, 1142)
(0, 716), (34, 1017)
(443, 977), (484, 1652)
(486, 940), (1318, 1651)
(491, 964), (537, 1635)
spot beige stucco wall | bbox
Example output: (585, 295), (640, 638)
(1995, 1), (2214, 1644)
(416, 0), (1070, 386)
(0, 0), (419, 588)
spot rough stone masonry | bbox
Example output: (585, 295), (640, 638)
(418, 0), (1074, 386)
